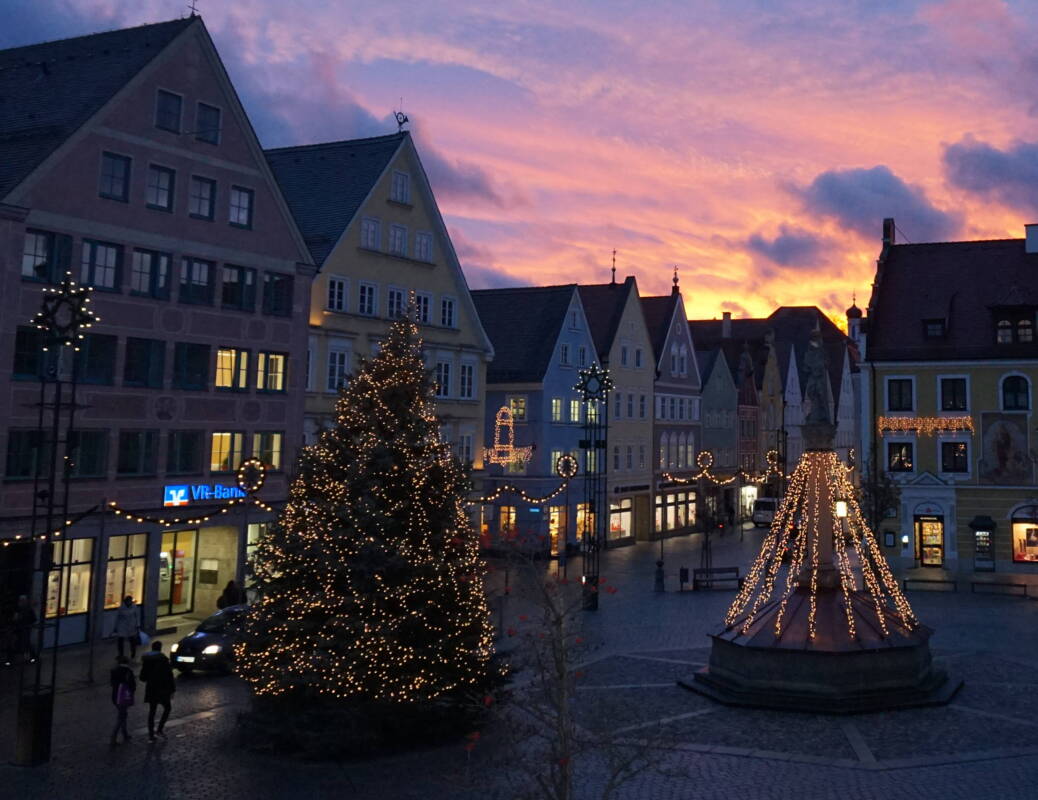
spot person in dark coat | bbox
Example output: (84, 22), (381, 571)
(139, 640), (176, 741)
(110, 655), (136, 745)
(216, 580), (243, 610)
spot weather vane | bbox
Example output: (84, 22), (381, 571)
(394, 107), (409, 132)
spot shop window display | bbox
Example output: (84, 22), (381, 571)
(608, 497), (633, 540)
(1012, 507), (1038, 563)
(105, 533), (147, 608)
(655, 491), (696, 532)
(47, 538), (93, 618)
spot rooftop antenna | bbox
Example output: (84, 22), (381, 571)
(611, 249), (617, 285)
(672, 265), (679, 295)
(188, 0), (198, 16)
(394, 98), (409, 133)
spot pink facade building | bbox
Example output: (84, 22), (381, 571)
(0, 18), (314, 643)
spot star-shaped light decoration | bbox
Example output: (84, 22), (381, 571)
(31, 272), (99, 352)
(574, 362), (614, 403)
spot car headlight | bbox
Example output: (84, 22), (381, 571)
(202, 644), (222, 655)
(170, 643), (178, 654)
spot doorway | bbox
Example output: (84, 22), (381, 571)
(158, 529), (197, 617)
(914, 515), (944, 567)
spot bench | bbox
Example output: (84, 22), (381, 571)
(902, 578), (957, 592)
(971, 581), (1028, 597)
(693, 567), (744, 591)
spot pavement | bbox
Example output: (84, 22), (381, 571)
(2, 524), (1038, 799)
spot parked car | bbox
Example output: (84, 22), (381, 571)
(752, 498), (779, 527)
(170, 605), (247, 675)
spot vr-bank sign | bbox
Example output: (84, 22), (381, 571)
(164, 484), (247, 507)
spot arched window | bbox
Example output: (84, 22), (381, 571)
(686, 435), (695, 466)
(1003, 375), (1030, 411)
(997, 319), (1013, 344)
(1019, 320), (1034, 343)
(677, 433), (686, 468)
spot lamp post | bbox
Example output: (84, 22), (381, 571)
(575, 364), (613, 611)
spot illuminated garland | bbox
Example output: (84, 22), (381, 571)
(664, 449), (791, 487)
(877, 416), (974, 436)
(468, 454), (580, 505)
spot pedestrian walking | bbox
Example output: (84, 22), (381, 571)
(14, 595), (36, 664)
(113, 595), (141, 660)
(139, 640), (176, 742)
(216, 580), (243, 610)
(109, 655), (136, 745)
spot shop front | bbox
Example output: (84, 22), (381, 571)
(654, 488), (696, 537)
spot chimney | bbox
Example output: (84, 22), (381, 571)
(1026, 224), (1038, 254)
(882, 217), (895, 247)
(722, 311), (732, 338)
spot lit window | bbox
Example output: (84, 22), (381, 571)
(252, 431), (283, 470)
(145, 165), (175, 211)
(210, 431), (244, 472)
(215, 348), (249, 390)
(509, 396), (527, 421)
(391, 171), (410, 203)
(551, 398), (562, 422)
(229, 186), (254, 228)
(570, 399), (581, 423)
(257, 352), (286, 392)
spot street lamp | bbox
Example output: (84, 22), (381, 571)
(575, 363), (613, 611)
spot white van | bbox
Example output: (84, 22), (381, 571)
(752, 498), (779, 527)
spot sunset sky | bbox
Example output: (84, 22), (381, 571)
(5, 0), (1038, 322)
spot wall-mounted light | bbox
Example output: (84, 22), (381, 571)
(901, 534), (910, 547)
(835, 500), (848, 518)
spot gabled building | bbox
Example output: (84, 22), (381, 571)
(641, 276), (701, 538)
(0, 18), (315, 641)
(579, 276), (654, 544)
(266, 132), (494, 469)
(861, 218), (1038, 577)
(471, 285), (598, 555)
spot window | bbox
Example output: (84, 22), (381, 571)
(887, 442), (913, 472)
(887, 378), (913, 412)
(639, 445), (646, 469)
(99, 152), (130, 201)
(130, 249), (170, 298)
(578, 346), (587, 367)
(124, 338), (165, 388)
(257, 352), (286, 392)
(940, 378), (967, 412)
(360, 218), (381, 250)
(391, 171), (410, 203)
(458, 434), (473, 464)
(626, 445), (633, 469)
(654, 491), (696, 533)
(215, 348), (249, 390)
(435, 361), (452, 398)
(229, 186), (254, 228)
(441, 297), (456, 328)
(415, 293), (431, 323)
(21, 230), (55, 282)
(104, 534), (147, 609)
(210, 432), (244, 472)
(499, 506), (517, 534)
(608, 498), (633, 540)
(143, 165), (176, 211)
(75, 334), (117, 385)
(167, 430), (203, 474)
(80, 240), (121, 290)
(68, 430), (108, 478)
(327, 347), (350, 391)
(509, 396), (527, 421)
(180, 258), (213, 305)
(13, 326), (51, 380)
(46, 539), (93, 618)
(614, 391), (622, 418)
(252, 432), (283, 470)
(940, 441), (968, 473)
(621, 346), (629, 366)
(627, 393), (634, 418)
(389, 224), (407, 256)
(195, 102), (221, 144)
(388, 288), (405, 319)
(358, 283), (377, 316)
(587, 401), (599, 423)
(5, 430), (48, 479)
(551, 398), (563, 422)
(560, 344), (571, 365)
(415, 232), (433, 262)
(1012, 506), (1038, 563)
(635, 348), (643, 368)
(173, 343), (210, 390)
(460, 363), (475, 400)
(924, 319), (945, 339)
(188, 176), (216, 220)
(116, 431), (158, 475)
(1020, 320), (1034, 343)
(221, 265), (256, 311)
(263, 272), (293, 316)
(1003, 375), (1030, 411)
(155, 89), (182, 132)
(327, 277), (347, 312)
(997, 319), (1013, 344)
(570, 399), (581, 423)
(613, 445), (621, 470)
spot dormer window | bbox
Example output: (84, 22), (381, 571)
(923, 319), (945, 339)
(1019, 320), (1034, 343)
(994, 311), (1036, 344)
(997, 319), (1013, 343)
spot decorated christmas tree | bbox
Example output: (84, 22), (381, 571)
(237, 309), (496, 735)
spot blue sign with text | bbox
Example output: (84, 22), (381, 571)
(163, 484), (246, 507)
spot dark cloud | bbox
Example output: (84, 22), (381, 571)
(943, 135), (1038, 214)
(798, 165), (961, 242)
(746, 224), (825, 266)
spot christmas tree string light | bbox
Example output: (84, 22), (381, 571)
(235, 308), (495, 703)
